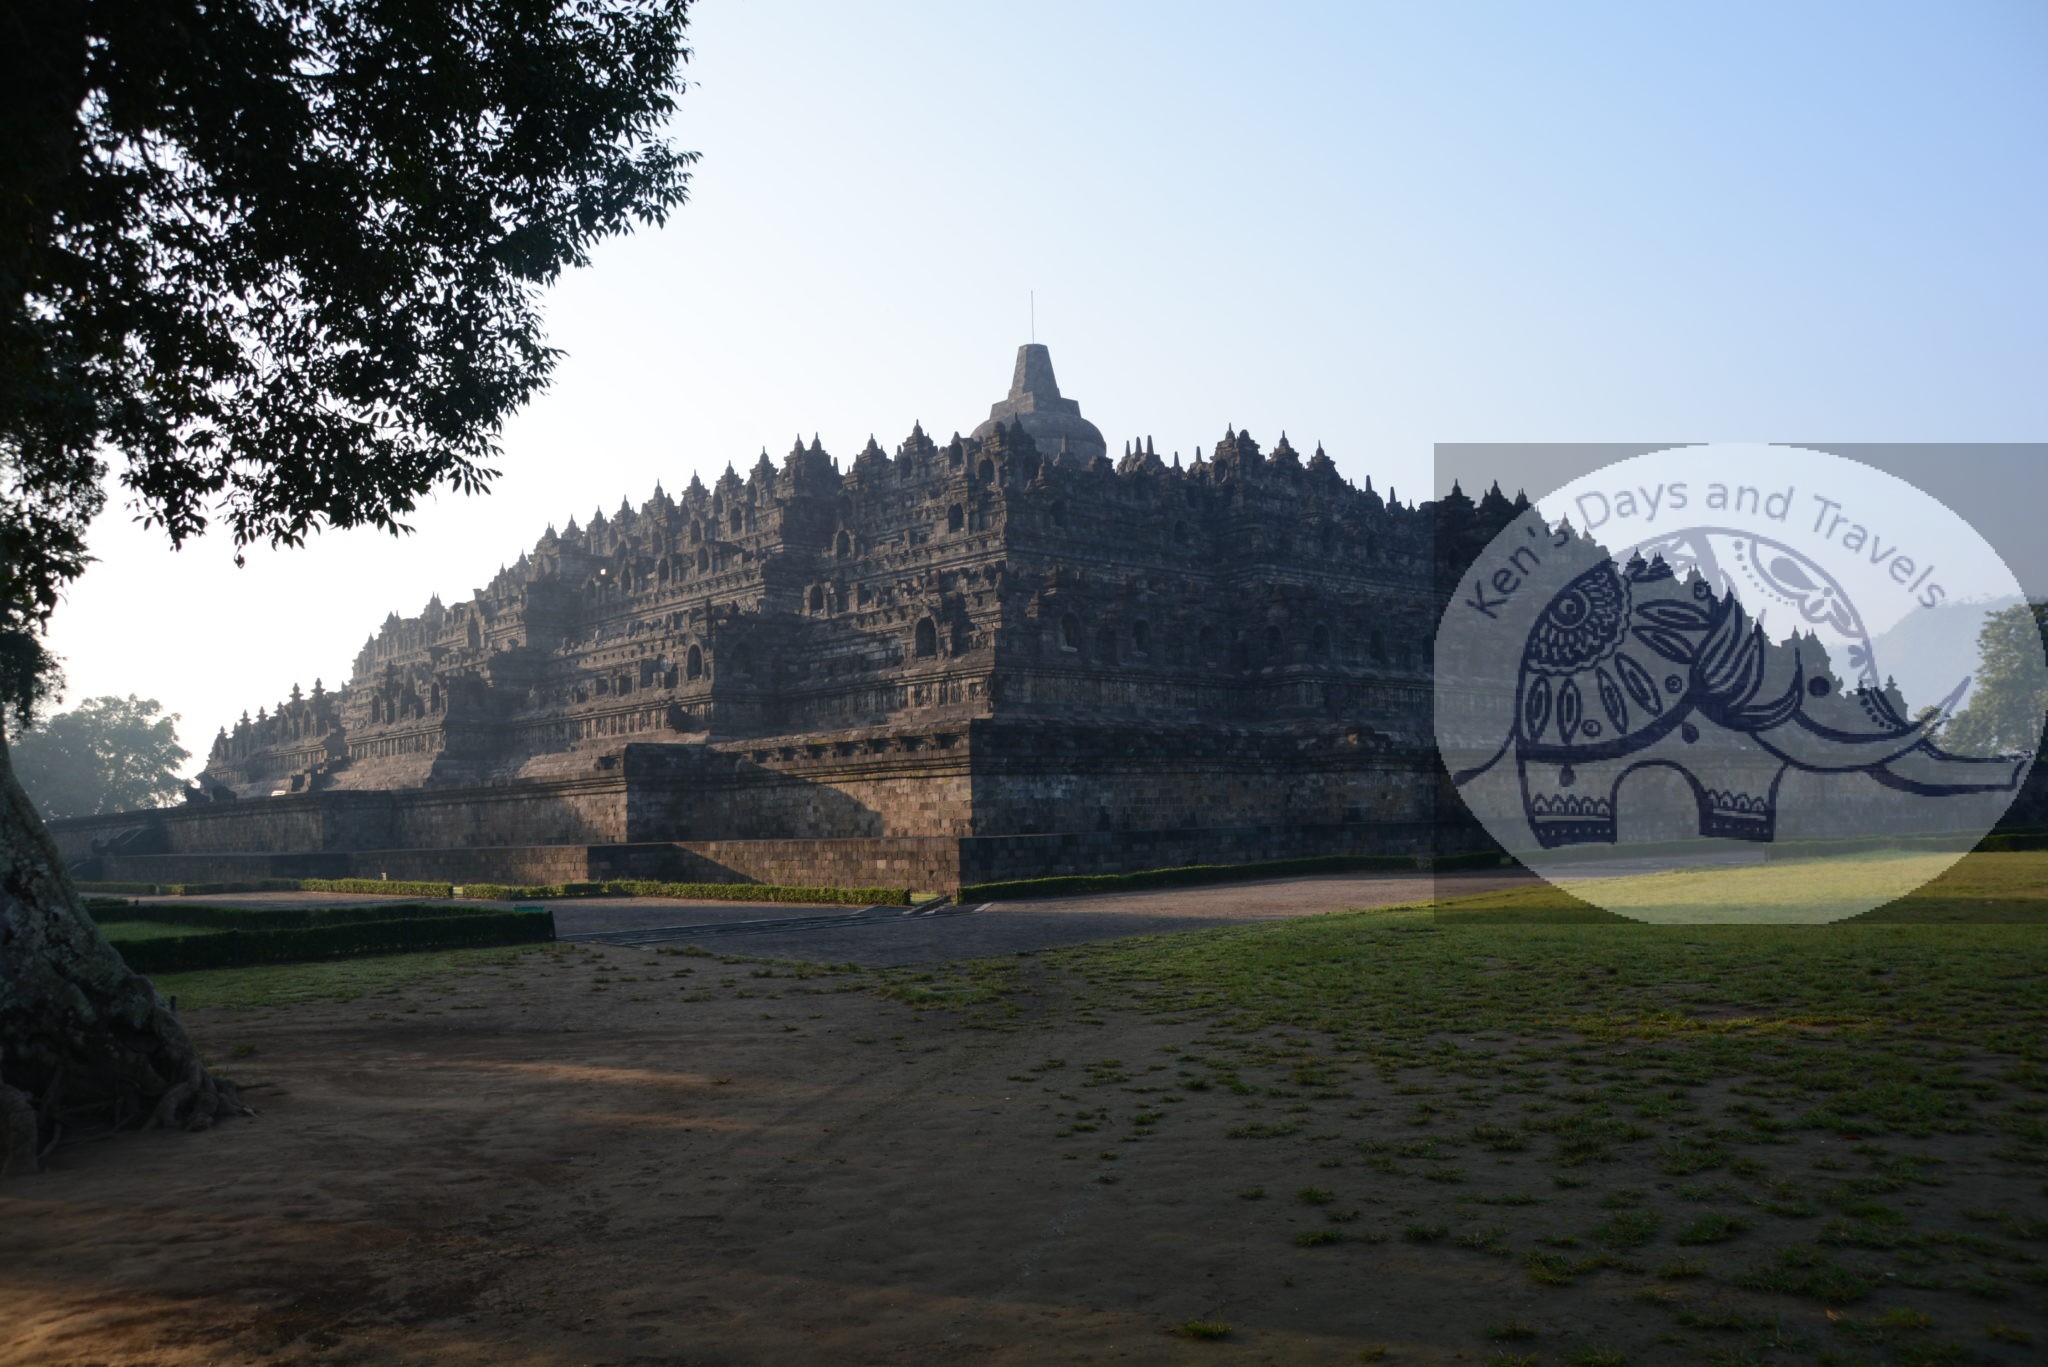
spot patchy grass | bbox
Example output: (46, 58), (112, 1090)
(1677, 1212), (1751, 1245)
(998, 849), (2048, 1353)
(153, 941), (562, 1010)
(148, 849), (2048, 1357)
(1174, 1318), (1231, 1340)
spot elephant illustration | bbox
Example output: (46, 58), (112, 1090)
(1454, 553), (2028, 849)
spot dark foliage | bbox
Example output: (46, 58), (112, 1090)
(959, 852), (1513, 903)
(1, 0), (696, 720)
(0, 0), (692, 1172)
(8, 694), (189, 818)
(109, 908), (555, 973)
(1943, 600), (2048, 758)
(86, 899), (490, 930)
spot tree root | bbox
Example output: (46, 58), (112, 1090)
(146, 1064), (198, 1133)
(0, 1081), (38, 1178)
(2, 736), (256, 1173)
(0, 1057), (256, 1172)
(145, 1059), (253, 1133)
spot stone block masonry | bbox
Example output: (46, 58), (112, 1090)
(51, 347), (1526, 892)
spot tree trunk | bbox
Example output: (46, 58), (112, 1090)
(0, 734), (246, 1177)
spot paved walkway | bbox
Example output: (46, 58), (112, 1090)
(544, 870), (1538, 965)
(112, 870), (1537, 967)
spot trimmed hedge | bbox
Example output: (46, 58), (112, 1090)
(114, 909), (556, 974)
(79, 875), (903, 904)
(1431, 850), (1517, 872)
(956, 852), (1508, 902)
(455, 880), (611, 900)
(87, 900), (497, 932)
(454, 879), (910, 906)
(605, 879), (909, 905)
(291, 877), (454, 898)
(1976, 831), (2048, 853)
(76, 877), (455, 897)
(1767, 832), (2005, 861)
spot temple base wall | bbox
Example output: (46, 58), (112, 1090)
(84, 837), (966, 893)
(49, 721), (1447, 894)
(77, 821), (1434, 896)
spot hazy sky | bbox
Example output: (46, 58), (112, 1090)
(41, 0), (2048, 774)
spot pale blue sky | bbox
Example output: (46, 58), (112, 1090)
(45, 0), (2048, 772)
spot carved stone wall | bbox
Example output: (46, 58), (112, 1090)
(51, 347), (1531, 891)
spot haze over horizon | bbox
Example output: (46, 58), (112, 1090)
(38, 0), (2047, 775)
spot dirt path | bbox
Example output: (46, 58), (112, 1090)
(12, 873), (2036, 1364)
(8, 946), (1469, 1365)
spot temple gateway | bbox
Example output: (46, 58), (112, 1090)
(55, 347), (1519, 892)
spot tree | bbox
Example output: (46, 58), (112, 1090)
(1942, 601), (2048, 758)
(2, 0), (694, 1172)
(9, 695), (190, 820)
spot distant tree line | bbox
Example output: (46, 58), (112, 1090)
(1941, 600), (2048, 760)
(6, 694), (188, 820)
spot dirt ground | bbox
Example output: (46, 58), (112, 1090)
(6, 942), (1453, 1366)
(5, 876), (2042, 1365)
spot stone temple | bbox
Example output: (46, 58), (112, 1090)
(56, 346), (1524, 891)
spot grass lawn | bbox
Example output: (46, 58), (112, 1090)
(108, 851), (2046, 1362)
(914, 850), (2048, 1362)
(1490, 849), (2044, 925)
(149, 941), (563, 1011)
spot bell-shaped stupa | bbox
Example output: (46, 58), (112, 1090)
(968, 343), (1107, 464)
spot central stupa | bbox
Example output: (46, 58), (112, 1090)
(968, 343), (1107, 463)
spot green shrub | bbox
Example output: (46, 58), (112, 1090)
(109, 877), (457, 897)
(455, 879), (908, 906)
(607, 879), (908, 905)
(82, 881), (448, 901)
(1430, 850), (1516, 871)
(114, 909), (555, 973)
(456, 881), (614, 899)
(1766, 833), (1980, 860)
(454, 883), (578, 901)
(1977, 832), (2048, 853)
(959, 852), (1474, 902)
(291, 877), (454, 898)
(86, 901), (503, 931)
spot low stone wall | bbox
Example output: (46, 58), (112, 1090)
(88, 827), (1415, 895)
(91, 836), (963, 893)
(87, 845), (592, 887)
(966, 720), (1433, 837)
(47, 776), (632, 864)
(51, 718), (1451, 896)
(651, 837), (960, 891)
(87, 851), (355, 884)
(956, 822), (1435, 887)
